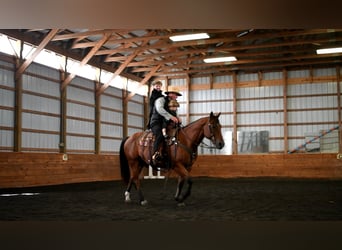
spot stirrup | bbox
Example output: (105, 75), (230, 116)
(152, 151), (162, 161)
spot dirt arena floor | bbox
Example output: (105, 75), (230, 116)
(1, 177), (342, 221)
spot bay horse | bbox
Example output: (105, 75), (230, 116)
(119, 112), (225, 206)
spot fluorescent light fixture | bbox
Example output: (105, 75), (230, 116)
(170, 33), (209, 42)
(316, 47), (342, 54)
(204, 56), (237, 63)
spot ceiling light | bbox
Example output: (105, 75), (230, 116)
(204, 56), (237, 63)
(316, 47), (342, 54)
(169, 33), (209, 42)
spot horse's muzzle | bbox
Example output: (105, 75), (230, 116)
(216, 141), (225, 149)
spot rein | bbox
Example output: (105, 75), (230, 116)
(199, 140), (218, 149)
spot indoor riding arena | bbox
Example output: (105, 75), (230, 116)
(1, 29), (342, 222)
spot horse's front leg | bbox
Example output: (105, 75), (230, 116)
(175, 176), (185, 201)
(174, 165), (193, 205)
(175, 177), (193, 205)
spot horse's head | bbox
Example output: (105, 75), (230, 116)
(204, 112), (225, 149)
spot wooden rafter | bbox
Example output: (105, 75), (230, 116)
(15, 29), (59, 80)
(96, 50), (140, 96)
(61, 32), (113, 90)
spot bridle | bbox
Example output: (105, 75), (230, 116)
(206, 118), (220, 145)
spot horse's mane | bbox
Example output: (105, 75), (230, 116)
(182, 116), (209, 130)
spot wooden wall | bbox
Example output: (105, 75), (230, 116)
(0, 152), (119, 188)
(1, 152), (342, 188)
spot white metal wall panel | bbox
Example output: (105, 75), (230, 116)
(288, 82), (337, 95)
(101, 138), (121, 152)
(130, 94), (144, 103)
(67, 119), (94, 135)
(127, 114), (143, 128)
(101, 109), (122, 123)
(190, 89), (233, 100)
(287, 80), (339, 153)
(0, 68), (15, 87)
(101, 124), (122, 137)
(100, 90), (123, 153)
(0, 88), (14, 107)
(169, 78), (186, 87)
(100, 113), (122, 153)
(0, 130), (13, 149)
(192, 76), (210, 85)
(0, 110), (14, 127)
(288, 69), (310, 78)
(71, 76), (95, 89)
(313, 67), (336, 77)
(101, 95), (122, 110)
(237, 72), (258, 82)
(128, 101), (143, 114)
(269, 140), (284, 152)
(0, 60), (13, 68)
(103, 85), (122, 98)
(67, 86), (95, 104)
(214, 74), (233, 83)
(66, 136), (94, 151)
(263, 71), (282, 80)
(219, 114), (234, 126)
(66, 78), (96, 152)
(26, 63), (60, 80)
(22, 113), (60, 131)
(22, 94), (60, 114)
(22, 75), (60, 97)
(22, 132), (59, 150)
(67, 102), (94, 120)
(237, 112), (283, 125)
(0, 81), (14, 150)
(288, 124), (334, 138)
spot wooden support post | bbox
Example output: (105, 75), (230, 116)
(336, 66), (341, 153)
(283, 69), (289, 153)
(122, 88), (128, 138)
(185, 74), (190, 124)
(95, 80), (101, 154)
(59, 70), (67, 154)
(258, 71), (262, 86)
(232, 72), (238, 154)
(14, 58), (22, 152)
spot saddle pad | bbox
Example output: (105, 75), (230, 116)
(139, 131), (154, 147)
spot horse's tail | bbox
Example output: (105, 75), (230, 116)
(119, 136), (130, 184)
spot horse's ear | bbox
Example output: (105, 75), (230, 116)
(210, 111), (214, 118)
(217, 112), (221, 117)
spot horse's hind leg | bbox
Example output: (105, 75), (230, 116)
(124, 178), (134, 202)
(127, 162), (148, 205)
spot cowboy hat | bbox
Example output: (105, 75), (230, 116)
(165, 91), (182, 96)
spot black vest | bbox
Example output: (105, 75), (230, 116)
(150, 96), (171, 127)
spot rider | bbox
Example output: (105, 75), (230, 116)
(146, 80), (163, 130)
(150, 89), (182, 166)
(162, 99), (180, 139)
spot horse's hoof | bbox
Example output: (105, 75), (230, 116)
(177, 202), (186, 207)
(140, 200), (148, 206)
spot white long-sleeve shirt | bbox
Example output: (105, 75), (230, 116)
(154, 96), (174, 120)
